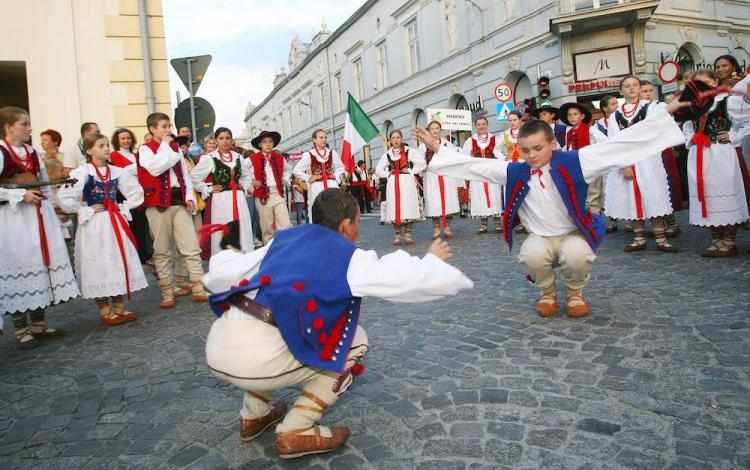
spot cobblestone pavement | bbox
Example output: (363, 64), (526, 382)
(0, 212), (749, 469)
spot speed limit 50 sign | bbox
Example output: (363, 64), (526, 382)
(494, 82), (513, 102)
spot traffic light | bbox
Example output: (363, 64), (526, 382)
(538, 76), (551, 105)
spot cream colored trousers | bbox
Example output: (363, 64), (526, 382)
(206, 314), (369, 434)
(145, 205), (203, 287)
(586, 176), (604, 215)
(255, 187), (292, 243)
(517, 232), (596, 292)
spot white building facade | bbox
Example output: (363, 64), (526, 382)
(245, 0), (750, 165)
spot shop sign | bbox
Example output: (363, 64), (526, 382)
(457, 96), (485, 112)
(568, 79), (622, 93)
(427, 108), (473, 131)
(573, 46), (632, 82)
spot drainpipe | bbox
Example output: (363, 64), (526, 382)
(138, 0), (156, 113)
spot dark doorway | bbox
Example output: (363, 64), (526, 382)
(0, 61), (29, 111)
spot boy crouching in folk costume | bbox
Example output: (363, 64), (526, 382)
(203, 189), (472, 459)
(415, 98), (689, 318)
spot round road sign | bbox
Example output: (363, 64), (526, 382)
(658, 60), (680, 84)
(494, 83), (513, 102)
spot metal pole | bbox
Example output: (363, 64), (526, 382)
(186, 58), (197, 141)
(137, 0), (155, 113)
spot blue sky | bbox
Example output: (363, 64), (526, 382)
(162, 0), (366, 136)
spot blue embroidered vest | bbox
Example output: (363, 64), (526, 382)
(503, 150), (607, 251)
(615, 102), (650, 130)
(553, 124), (567, 147)
(596, 121), (608, 136)
(209, 224), (359, 373)
(82, 170), (118, 205)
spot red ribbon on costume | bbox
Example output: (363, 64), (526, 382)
(229, 168), (239, 221)
(197, 224), (230, 248)
(511, 144), (519, 163)
(630, 166), (644, 220)
(690, 116), (711, 219)
(438, 175), (447, 228)
(530, 169), (545, 188)
(314, 148), (330, 190)
(2, 139), (51, 267)
(95, 164), (138, 300)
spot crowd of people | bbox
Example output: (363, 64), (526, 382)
(0, 54), (749, 459)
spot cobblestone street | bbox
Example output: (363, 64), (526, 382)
(0, 213), (749, 469)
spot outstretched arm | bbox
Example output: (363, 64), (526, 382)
(579, 105), (686, 183)
(347, 240), (473, 302)
(414, 127), (508, 185)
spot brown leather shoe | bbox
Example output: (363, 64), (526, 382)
(565, 290), (589, 318)
(276, 425), (350, 459)
(191, 281), (209, 302)
(623, 241), (646, 252)
(174, 285), (192, 297)
(240, 401), (287, 442)
(536, 291), (557, 317)
(160, 298), (176, 309)
(655, 241), (679, 253)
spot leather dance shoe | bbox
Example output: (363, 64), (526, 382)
(276, 425), (350, 459)
(240, 401), (287, 442)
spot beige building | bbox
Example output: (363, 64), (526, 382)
(0, 0), (171, 146)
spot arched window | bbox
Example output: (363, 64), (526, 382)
(677, 43), (702, 79)
(382, 120), (394, 142)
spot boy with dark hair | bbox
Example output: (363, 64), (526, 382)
(203, 189), (472, 459)
(417, 99), (689, 318)
(138, 112), (207, 308)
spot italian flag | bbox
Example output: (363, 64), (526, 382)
(341, 93), (379, 175)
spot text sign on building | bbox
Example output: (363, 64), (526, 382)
(427, 108), (472, 131)
(573, 46), (632, 82)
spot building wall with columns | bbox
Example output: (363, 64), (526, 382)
(0, 0), (170, 148)
(245, 0), (750, 166)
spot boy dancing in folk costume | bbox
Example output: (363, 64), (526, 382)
(203, 190), (472, 458)
(605, 75), (679, 253)
(248, 130), (293, 244)
(418, 121), (461, 239)
(137, 112), (209, 309)
(682, 71), (750, 256)
(416, 97), (689, 318)
(57, 133), (148, 325)
(461, 116), (504, 234)
(293, 129), (346, 221)
(375, 129), (426, 245)
(0, 107), (78, 348)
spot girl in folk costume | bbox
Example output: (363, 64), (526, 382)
(604, 75), (679, 253)
(681, 70), (750, 256)
(500, 111), (524, 163)
(590, 95), (620, 232)
(293, 129), (345, 220)
(109, 128), (154, 266)
(0, 107), (78, 348)
(191, 127), (255, 257)
(375, 129), (426, 245)
(418, 121), (460, 239)
(461, 116), (503, 233)
(641, 81), (683, 237)
(715, 55), (750, 233)
(58, 133), (148, 325)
